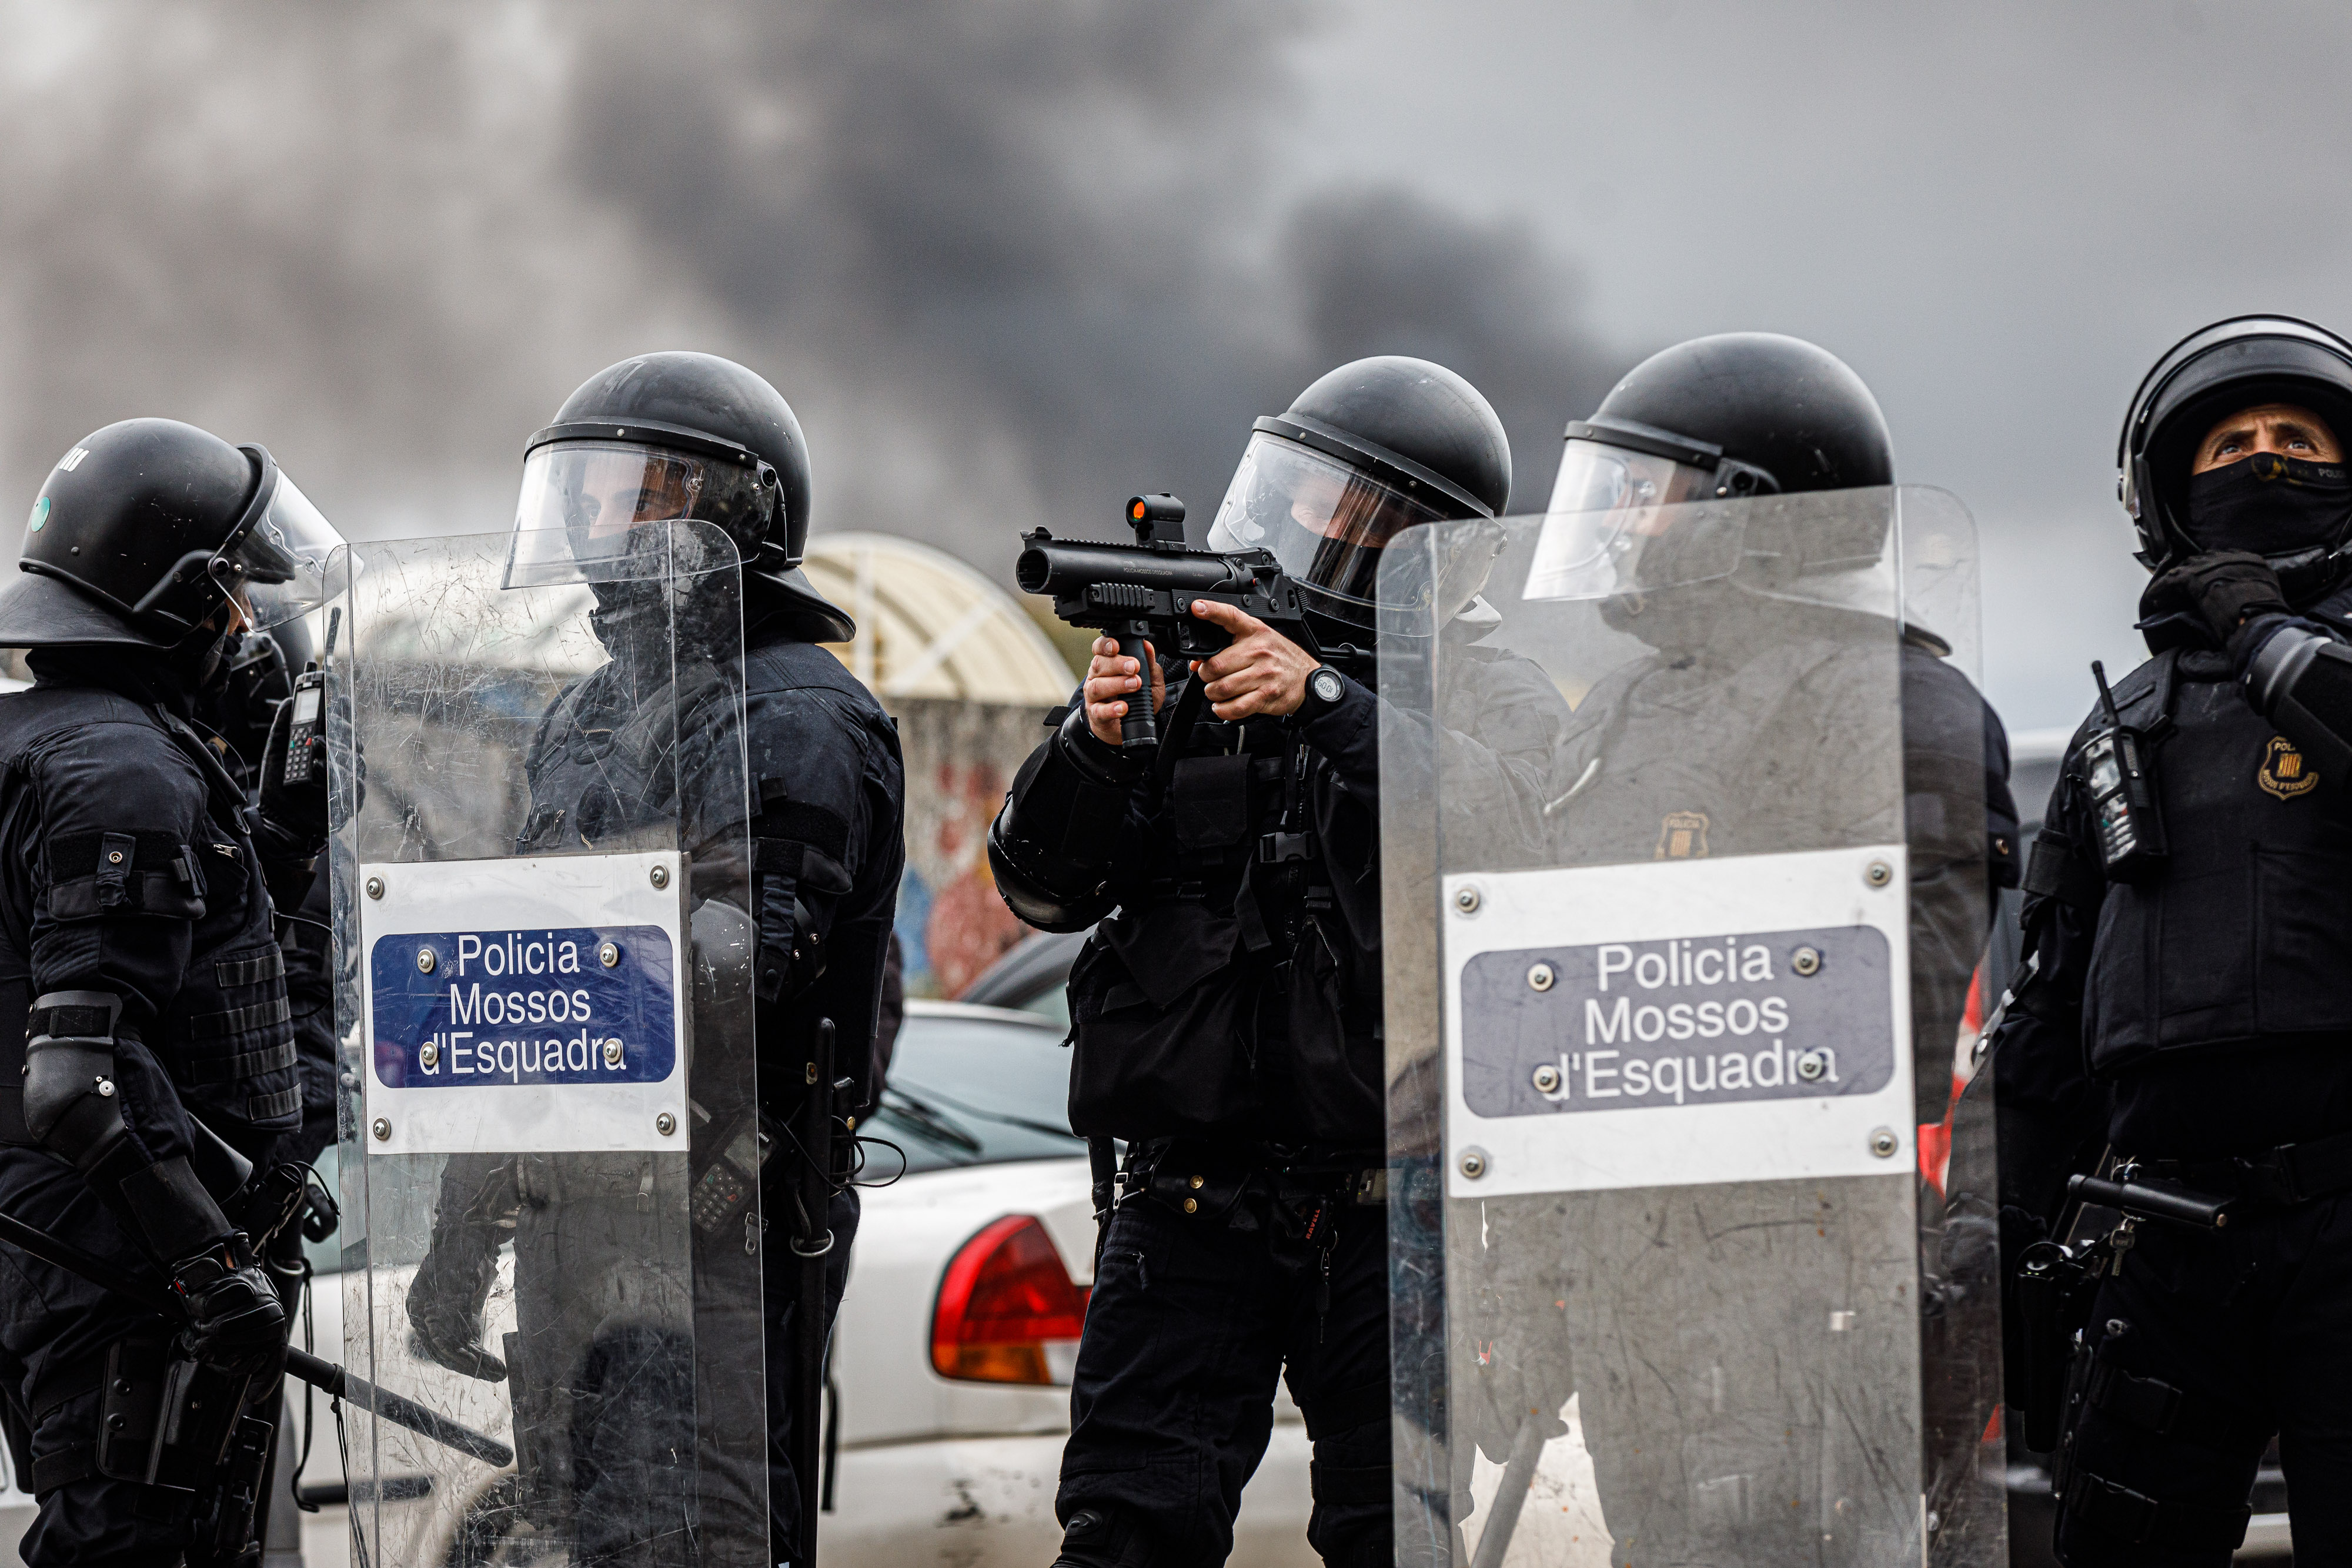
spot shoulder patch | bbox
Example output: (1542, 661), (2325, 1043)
(2259, 735), (2320, 800)
(1656, 810), (1710, 860)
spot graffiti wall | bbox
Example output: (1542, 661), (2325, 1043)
(885, 697), (1058, 999)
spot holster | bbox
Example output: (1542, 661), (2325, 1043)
(26, 1331), (277, 1560)
(2014, 1238), (2099, 1452)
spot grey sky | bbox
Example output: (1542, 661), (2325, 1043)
(1297, 0), (2352, 731)
(0, 1), (2340, 736)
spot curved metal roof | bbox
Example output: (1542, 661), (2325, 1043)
(803, 531), (1075, 705)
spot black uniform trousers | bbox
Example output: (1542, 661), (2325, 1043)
(760, 1182), (859, 1558)
(1058, 1189), (1390, 1568)
(2056, 1193), (2352, 1566)
(0, 1154), (185, 1565)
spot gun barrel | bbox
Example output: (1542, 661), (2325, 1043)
(1015, 537), (1250, 601)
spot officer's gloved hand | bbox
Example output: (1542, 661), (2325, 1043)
(407, 1233), (509, 1383)
(169, 1235), (288, 1378)
(2146, 550), (2291, 656)
(259, 694), (329, 844)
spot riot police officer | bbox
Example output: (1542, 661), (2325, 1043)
(402, 353), (904, 1562)
(0, 419), (344, 1564)
(1444, 333), (2019, 1562)
(1995, 315), (2352, 1563)
(989, 356), (1572, 1567)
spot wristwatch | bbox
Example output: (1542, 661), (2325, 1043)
(1301, 665), (1347, 720)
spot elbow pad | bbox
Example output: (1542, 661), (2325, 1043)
(2244, 624), (2352, 778)
(988, 711), (1140, 934)
(23, 991), (132, 1174)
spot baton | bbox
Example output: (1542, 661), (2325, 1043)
(2064, 1172), (2231, 1231)
(0, 1206), (514, 1468)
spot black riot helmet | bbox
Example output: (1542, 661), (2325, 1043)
(0, 417), (343, 656)
(1205, 356), (1510, 641)
(1531, 334), (1893, 604)
(514, 352), (853, 640)
(2117, 315), (2352, 591)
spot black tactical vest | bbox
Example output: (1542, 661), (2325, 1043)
(0, 687), (299, 1143)
(2083, 650), (2352, 1072)
(1065, 709), (1385, 1151)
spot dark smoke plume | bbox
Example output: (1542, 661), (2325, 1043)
(0, 1), (1622, 570)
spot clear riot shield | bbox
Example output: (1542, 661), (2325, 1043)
(1381, 487), (2001, 1567)
(328, 520), (764, 1566)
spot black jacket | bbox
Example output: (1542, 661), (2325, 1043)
(0, 653), (308, 1198)
(520, 626), (904, 1116)
(1995, 623), (2352, 1221)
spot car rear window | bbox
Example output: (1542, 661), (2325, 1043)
(869, 1009), (1082, 1175)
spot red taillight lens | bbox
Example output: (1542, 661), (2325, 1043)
(931, 1214), (1091, 1385)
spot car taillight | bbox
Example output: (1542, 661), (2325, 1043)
(931, 1214), (1090, 1385)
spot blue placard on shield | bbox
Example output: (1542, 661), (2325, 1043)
(370, 925), (677, 1090)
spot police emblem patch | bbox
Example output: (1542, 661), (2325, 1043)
(2259, 735), (2320, 800)
(1656, 810), (1710, 860)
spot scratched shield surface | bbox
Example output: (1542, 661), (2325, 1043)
(328, 523), (771, 1568)
(1379, 489), (2005, 1567)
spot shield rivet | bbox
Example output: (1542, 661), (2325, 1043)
(1527, 962), (1556, 992)
(1869, 1126), (1899, 1158)
(372, 1117), (392, 1141)
(1795, 1048), (1830, 1082)
(599, 941), (621, 968)
(1189, 1174), (1204, 1189)
(420, 1041), (439, 1070)
(1792, 946), (1821, 977)
(416, 947), (436, 974)
(1865, 861), (1893, 888)
(1183, 1198), (1198, 1213)
(365, 875), (385, 900)
(656, 1112), (677, 1136)
(1458, 1147), (1489, 1181)
(603, 1039), (624, 1068)
(1452, 885), (1482, 915)
(1531, 1063), (1563, 1094)
(649, 864), (671, 890)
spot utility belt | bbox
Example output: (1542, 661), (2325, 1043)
(1108, 1138), (1384, 1231)
(2124, 1126), (2352, 1211)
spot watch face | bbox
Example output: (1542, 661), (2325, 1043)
(1311, 668), (1344, 704)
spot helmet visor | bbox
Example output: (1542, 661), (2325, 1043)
(1524, 439), (1736, 601)
(1204, 432), (1449, 614)
(223, 474), (346, 631)
(507, 441), (765, 587)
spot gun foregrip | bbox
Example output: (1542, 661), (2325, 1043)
(1116, 633), (1157, 754)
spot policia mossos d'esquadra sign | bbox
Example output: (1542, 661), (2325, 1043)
(359, 851), (688, 1155)
(1442, 843), (1909, 1195)
(1379, 487), (2003, 1567)
(329, 520), (770, 1568)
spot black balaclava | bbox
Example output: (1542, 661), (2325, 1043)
(2184, 451), (2352, 557)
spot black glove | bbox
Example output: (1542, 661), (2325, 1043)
(169, 1235), (287, 1379)
(2146, 549), (2291, 648)
(258, 695), (328, 844)
(407, 1225), (508, 1383)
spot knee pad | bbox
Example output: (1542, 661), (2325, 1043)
(1053, 1503), (1156, 1568)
